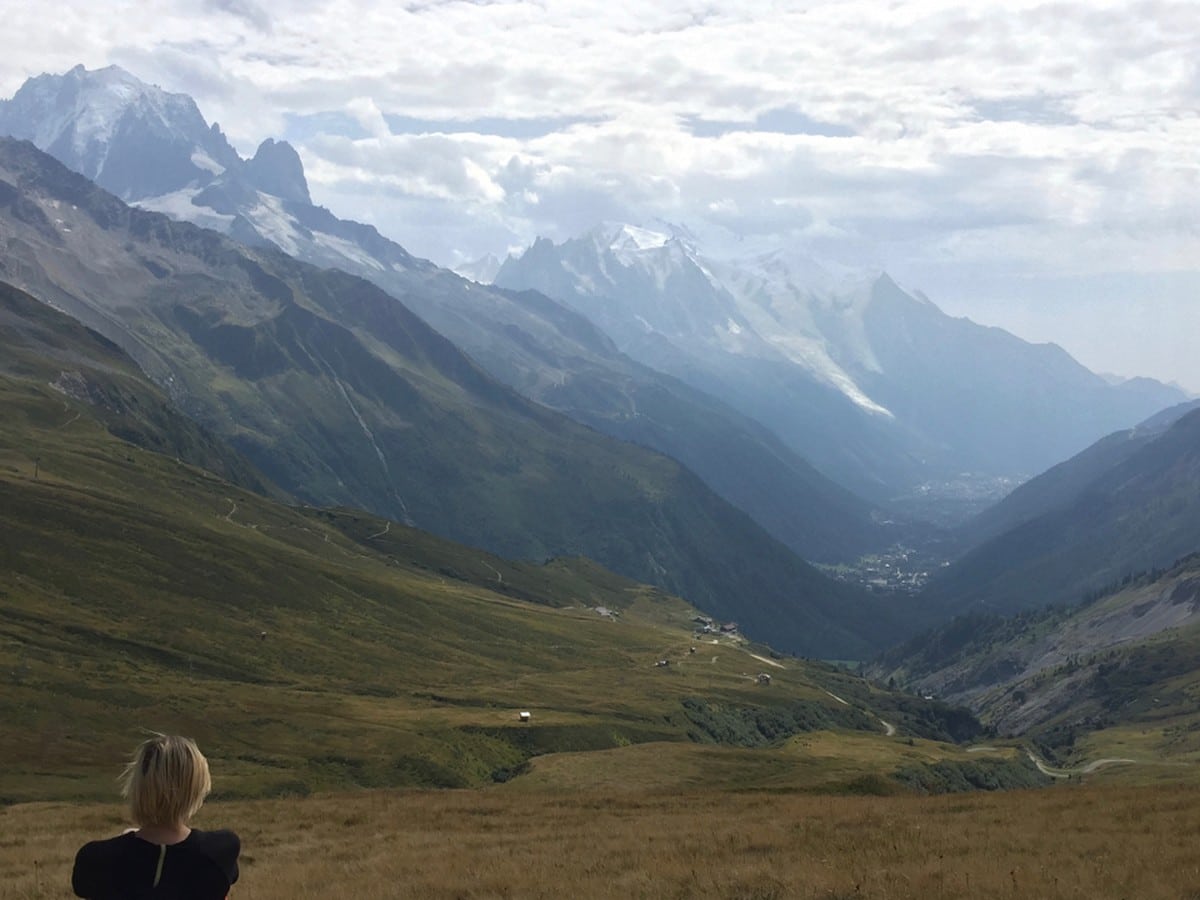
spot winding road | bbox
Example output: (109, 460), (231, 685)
(824, 689), (895, 736)
(748, 652), (785, 670)
(1024, 749), (1137, 778)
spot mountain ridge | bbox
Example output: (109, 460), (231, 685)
(495, 225), (1185, 509)
(0, 63), (894, 565)
(0, 135), (896, 658)
(957, 398), (1200, 551)
(920, 407), (1200, 619)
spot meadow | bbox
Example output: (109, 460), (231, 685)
(0, 333), (1012, 805)
(4, 780), (1200, 899)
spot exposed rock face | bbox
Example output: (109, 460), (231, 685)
(245, 138), (310, 205)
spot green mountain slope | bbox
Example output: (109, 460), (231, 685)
(920, 408), (1200, 619)
(0, 280), (280, 497)
(958, 399), (1200, 550)
(0, 65), (897, 564)
(356, 271), (891, 565)
(0, 282), (975, 801)
(0, 64), (889, 564)
(0, 138), (892, 658)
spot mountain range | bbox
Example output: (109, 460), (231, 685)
(2, 63), (1196, 660)
(0, 64), (898, 566)
(0, 134), (902, 659)
(958, 398), (1200, 550)
(494, 224), (1184, 508)
(6, 62), (1200, 794)
(0, 63), (306, 208)
(859, 395), (1200, 766)
(4, 277), (990, 799)
(4, 66), (1184, 533)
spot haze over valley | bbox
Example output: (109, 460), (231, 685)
(1, 6), (1199, 895)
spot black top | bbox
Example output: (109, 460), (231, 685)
(72, 828), (240, 900)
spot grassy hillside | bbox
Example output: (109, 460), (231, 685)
(0, 281), (279, 498)
(873, 554), (1200, 772)
(0, 137), (892, 659)
(0, 281), (982, 804)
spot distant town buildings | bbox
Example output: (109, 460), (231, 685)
(819, 544), (942, 594)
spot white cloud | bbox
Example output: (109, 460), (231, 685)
(344, 97), (391, 140)
(1, 0), (1198, 386)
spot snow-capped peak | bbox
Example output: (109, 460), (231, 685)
(723, 243), (878, 298)
(502, 221), (897, 418)
(589, 221), (674, 256)
(9, 65), (171, 162)
(0, 64), (241, 201)
(611, 223), (670, 252)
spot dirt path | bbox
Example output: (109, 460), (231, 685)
(822, 689), (893, 736)
(222, 499), (260, 531)
(748, 652), (784, 670)
(1082, 757), (1138, 774)
(1025, 749), (1137, 778)
(367, 521), (391, 540)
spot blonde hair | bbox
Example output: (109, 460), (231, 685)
(121, 734), (212, 827)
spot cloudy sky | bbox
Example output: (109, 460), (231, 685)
(2, 0), (1198, 389)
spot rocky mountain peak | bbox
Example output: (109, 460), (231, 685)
(245, 137), (310, 205)
(0, 64), (241, 201)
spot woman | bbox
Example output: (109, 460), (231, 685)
(72, 734), (240, 899)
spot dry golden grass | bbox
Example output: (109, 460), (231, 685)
(5, 781), (1200, 899)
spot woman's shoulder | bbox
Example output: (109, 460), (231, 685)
(187, 828), (240, 863)
(71, 832), (143, 895)
(184, 827), (240, 885)
(74, 831), (139, 862)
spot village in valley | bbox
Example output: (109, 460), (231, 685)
(818, 543), (948, 595)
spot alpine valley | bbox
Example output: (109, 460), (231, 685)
(1, 66), (1182, 528)
(0, 136), (894, 659)
(2, 63), (1200, 815)
(495, 226), (1183, 510)
(0, 277), (998, 801)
